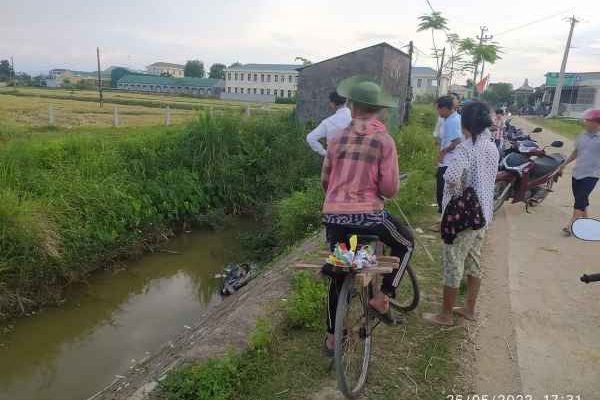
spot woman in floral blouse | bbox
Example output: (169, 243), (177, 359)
(423, 101), (499, 326)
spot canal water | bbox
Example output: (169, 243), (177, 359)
(0, 223), (254, 400)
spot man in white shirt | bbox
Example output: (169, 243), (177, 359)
(306, 91), (352, 156)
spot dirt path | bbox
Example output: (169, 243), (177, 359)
(473, 118), (600, 398)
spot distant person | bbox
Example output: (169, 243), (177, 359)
(306, 91), (352, 156)
(559, 109), (600, 236)
(433, 92), (460, 139)
(492, 108), (505, 153)
(432, 95), (464, 231)
(423, 101), (499, 326)
(320, 76), (414, 355)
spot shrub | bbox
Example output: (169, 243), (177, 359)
(285, 272), (328, 330)
(159, 354), (238, 400)
(275, 177), (323, 246)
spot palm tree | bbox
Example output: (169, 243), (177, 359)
(459, 38), (502, 95)
(417, 11), (449, 72)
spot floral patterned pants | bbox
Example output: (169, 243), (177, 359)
(442, 229), (486, 289)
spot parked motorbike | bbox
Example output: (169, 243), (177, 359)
(493, 133), (566, 213)
(571, 218), (600, 284)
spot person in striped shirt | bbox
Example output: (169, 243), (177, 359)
(321, 77), (414, 356)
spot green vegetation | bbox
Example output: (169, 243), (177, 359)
(0, 111), (321, 319)
(528, 117), (583, 140)
(160, 104), (466, 399)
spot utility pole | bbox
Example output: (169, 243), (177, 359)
(436, 47), (446, 98)
(404, 41), (414, 125)
(96, 47), (104, 108)
(10, 57), (14, 81)
(473, 26), (493, 98)
(549, 16), (580, 118)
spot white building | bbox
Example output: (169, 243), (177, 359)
(221, 64), (301, 103)
(411, 67), (449, 99)
(146, 62), (185, 77)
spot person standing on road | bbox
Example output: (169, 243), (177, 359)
(492, 108), (505, 153)
(559, 109), (600, 236)
(432, 95), (464, 231)
(433, 92), (461, 139)
(423, 101), (499, 326)
(320, 76), (414, 355)
(306, 91), (352, 156)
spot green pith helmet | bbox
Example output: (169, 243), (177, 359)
(336, 76), (398, 108)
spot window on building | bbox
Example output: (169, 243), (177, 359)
(288, 90), (292, 98)
(240, 88), (244, 94)
(234, 73), (238, 81)
(273, 89), (277, 97)
(227, 73), (231, 80)
(254, 88), (257, 95)
(289, 75), (293, 83)
(248, 73), (251, 80)
(267, 74), (271, 82)
(240, 74), (244, 81)
(261, 89), (264, 95)
(417, 79), (422, 88)
(274, 75), (278, 82)
(431, 80), (438, 87)
(235, 87), (238, 94)
(227, 87), (231, 93)
(261, 74), (264, 82)
(266, 89), (270, 95)
(578, 87), (596, 104)
(254, 74), (258, 81)
(280, 89), (284, 97)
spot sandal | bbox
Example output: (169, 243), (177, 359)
(561, 227), (572, 237)
(322, 337), (334, 358)
(368, 306), (401, 326)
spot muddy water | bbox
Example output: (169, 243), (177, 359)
(0, 224), (254, 400)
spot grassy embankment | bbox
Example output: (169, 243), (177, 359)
(0, 111), (321, 320)
(158, 105), (469, 400)
(527, 117), (583, 140)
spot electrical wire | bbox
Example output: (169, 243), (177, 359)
(495, 7), (576, 36)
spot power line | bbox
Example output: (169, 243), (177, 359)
(495, 7), (576, 36)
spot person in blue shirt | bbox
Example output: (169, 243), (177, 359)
(432, 96), (464, 231)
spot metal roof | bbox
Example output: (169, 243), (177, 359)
(411, 67), (437, 76)
(228, 64), (302, 72)
(147, 62), (185, 69)
(118, 74), (222, 87)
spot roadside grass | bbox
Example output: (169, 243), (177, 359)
(528, 117), (583, 140)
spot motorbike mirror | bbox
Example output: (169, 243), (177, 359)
(532, 127), (543, 133)
(572, 218), (600, 241)
(551, 140), (564, 148)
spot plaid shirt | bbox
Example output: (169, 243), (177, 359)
(321, 119), (399, 214)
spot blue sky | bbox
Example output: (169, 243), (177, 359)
(1, 0), (598, 87)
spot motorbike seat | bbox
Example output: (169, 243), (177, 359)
(530, 154), (564, 179)
(504, 153), (530, 168)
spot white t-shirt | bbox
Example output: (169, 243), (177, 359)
(306, 106), (352, 156)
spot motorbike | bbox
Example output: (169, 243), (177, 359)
(571, 218), (600, 284)
(493, 127), (566, 213)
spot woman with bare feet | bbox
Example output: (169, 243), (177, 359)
(423, 101), (499, 326)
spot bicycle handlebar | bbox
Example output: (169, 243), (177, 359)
(580, 273), (600, 283)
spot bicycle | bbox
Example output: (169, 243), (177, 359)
(296, 233), (420, 399)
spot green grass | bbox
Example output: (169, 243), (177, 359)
(528, 117), (583, 140)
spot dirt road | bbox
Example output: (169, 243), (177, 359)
(473, 118), (600, 399)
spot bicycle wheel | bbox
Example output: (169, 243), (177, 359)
(334, 274), (372, 399)
(389, 264), (420, 312)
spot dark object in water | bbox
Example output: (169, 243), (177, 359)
(220, 263), (258, 295)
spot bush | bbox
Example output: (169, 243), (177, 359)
(159, 354), (238, 400)
(275, 177), (324, 246)
(285, 272), (328, 329)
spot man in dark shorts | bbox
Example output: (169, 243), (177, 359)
(559, 108), (600, 236)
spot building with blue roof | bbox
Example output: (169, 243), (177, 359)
(116, 74), (224, 97)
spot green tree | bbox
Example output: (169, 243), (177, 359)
(482, 82), (513, 107)
(0, 60), (13, 81)
(111, 67), (130, 87)
(184, 60), (205, 78)
(295, 57), (312, 66)
(229, 61), (242, 68)
(460, 38), (502, 90)
(417, 11), (449, 74)
(209, 63), (226, 79)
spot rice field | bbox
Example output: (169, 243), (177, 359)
(0, 88), (292, 129)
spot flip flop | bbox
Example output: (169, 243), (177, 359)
(422, 312), (454, 326)
(452, 307), (478, 321)
(561, 227), (572, 237)
(368, 306), (400, 326)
